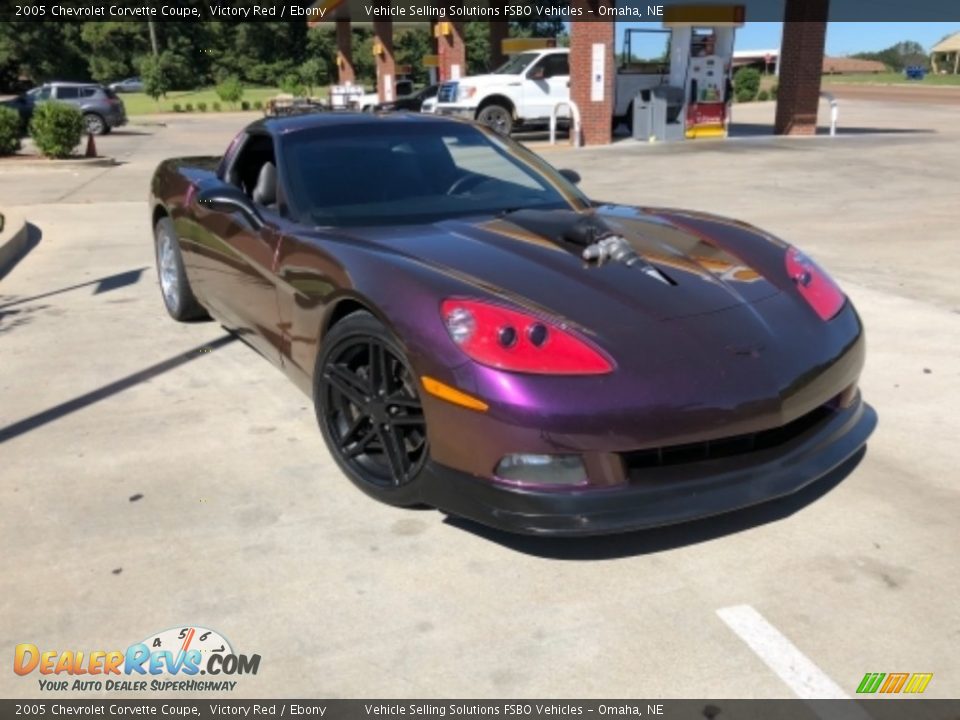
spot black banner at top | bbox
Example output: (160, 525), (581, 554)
(2, 0), (960, 22)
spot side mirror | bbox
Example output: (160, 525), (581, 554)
(558, 168), (581, 185)
(196, 185), (264, 230)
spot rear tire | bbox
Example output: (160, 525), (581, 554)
(83, 112), (107, 136)
(314, 311), (430, 507)
(476, 103), (513, 136)
(153, 217), (208, 322)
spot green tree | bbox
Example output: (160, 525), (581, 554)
(0, 22), (88, 85)
(299, 58), (326, 96)
(81, 22), (148, 84)
(852, 40), (929, 72)
(215, 76), (244, 107)
(139, 53), (169, 101)
(394, 27), (433, 85)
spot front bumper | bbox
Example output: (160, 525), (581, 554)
(419, 396), (876, 536)
(434, 105), (476, 120)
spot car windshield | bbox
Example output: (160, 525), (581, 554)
(281, 122), (586, 227)
(492, 53), (540, 75)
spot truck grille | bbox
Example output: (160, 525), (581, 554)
(623, 404), (834, 479)
(438, 82), (458, 103)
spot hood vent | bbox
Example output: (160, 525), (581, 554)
(501, 209), (676, 285)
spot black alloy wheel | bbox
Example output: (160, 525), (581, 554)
(316, 312), (429, 504)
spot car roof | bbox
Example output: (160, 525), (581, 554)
(44, 81), (102, 88)
(251, 111), (471, 136)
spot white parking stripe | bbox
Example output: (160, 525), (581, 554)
(717, 605), (873, 719)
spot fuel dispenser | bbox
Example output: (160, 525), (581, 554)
(625, 5), (744, 141)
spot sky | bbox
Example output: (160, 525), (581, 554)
(611, 22), (959, 55)
(736, 22), (960, 54)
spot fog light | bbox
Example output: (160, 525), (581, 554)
(494, 454), (587, 487)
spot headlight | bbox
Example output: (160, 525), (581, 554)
(441, 298), (613, 375)
(458, 85), (477, 101)
(785, 247), (845, 321)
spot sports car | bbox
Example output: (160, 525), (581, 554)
(148, 112), (875, 536)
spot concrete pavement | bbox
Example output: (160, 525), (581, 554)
(1, 102), (958, 700)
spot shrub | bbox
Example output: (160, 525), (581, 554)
(770, 84), (778, 100)
(29, 102), (83, 158)
(184, 103), (194, 112)
(757, 90), (770, 102)
(215, 76), (244, 107)
(253, 100), (263, 111)
(240, 100), (250, 111)
(197, 102), (208, 112)
(212, 102), (221, 112)
(0, 106), (21, 156)
(172, 103), (183, 113)
(733, 67), (761, 103)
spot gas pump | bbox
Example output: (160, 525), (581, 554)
(617, 5), (744, 141)
(665, 8), (743, 138)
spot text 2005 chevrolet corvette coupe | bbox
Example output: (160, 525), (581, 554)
(149, 113), (875, 535)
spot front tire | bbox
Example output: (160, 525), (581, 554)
(476, 103), (513, 136)
(315, 312), (429, 507)
(154, 217), (207, 321)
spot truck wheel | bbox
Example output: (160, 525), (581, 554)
(476, 104), (513, 136)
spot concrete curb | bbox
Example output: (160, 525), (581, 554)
(0, 209), (29, 278)
(0, 155), (117, 169)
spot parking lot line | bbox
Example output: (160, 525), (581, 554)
(716, 604), (862, 703)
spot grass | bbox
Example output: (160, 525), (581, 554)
(821, 72), (960, 87)
(120, 86), (328, 115)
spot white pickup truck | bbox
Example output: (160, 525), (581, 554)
(433, 48), (572, 135)
(433, 40), (693, 136)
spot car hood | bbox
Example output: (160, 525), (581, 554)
(448, 74), (518, 89)
(318, 205), (791, 332)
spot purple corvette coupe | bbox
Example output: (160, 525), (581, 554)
(149, 112), (875, 535)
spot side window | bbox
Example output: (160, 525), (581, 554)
(543, 54), (569, 79)
(56, 87), (79, 100)
(79, 87), (97, 98)
(35, 87), (52, 101)
(228, 134), (278, 209)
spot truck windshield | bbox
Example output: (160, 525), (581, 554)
(281, 121), (587, 227)
(492, 53), (539, 75)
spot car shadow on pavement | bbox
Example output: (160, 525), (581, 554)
(0, 222), (41, 283)
(444, 441), (870, 560)
(0, 333), (237, 445)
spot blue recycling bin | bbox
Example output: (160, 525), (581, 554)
(904, 66), (926, 81)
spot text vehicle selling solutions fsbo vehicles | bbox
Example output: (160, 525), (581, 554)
(148, 112), (875, 535)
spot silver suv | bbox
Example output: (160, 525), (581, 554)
(27, 82), (127, 135)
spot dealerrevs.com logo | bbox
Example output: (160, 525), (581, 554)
(14, 626), (261, 692)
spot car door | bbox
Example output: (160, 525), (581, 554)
(52, 85), (81, 110)
(523, 53), (570, 120)
(192, 132), (284, 365)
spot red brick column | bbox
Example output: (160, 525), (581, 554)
(570, 10), (615, 145)
(373, 19), (396, 102)
(437, 20), (466, 82)
(774, 0), (830, 135)
(336, 19), (355, 85)
(488, 21), (509, 72)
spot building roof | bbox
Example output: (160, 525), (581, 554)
(822, 57), (887, 74)
(931, 32), (960, 53)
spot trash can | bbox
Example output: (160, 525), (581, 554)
(632, 89), (655, 141)
(633, 86), (686, 142)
